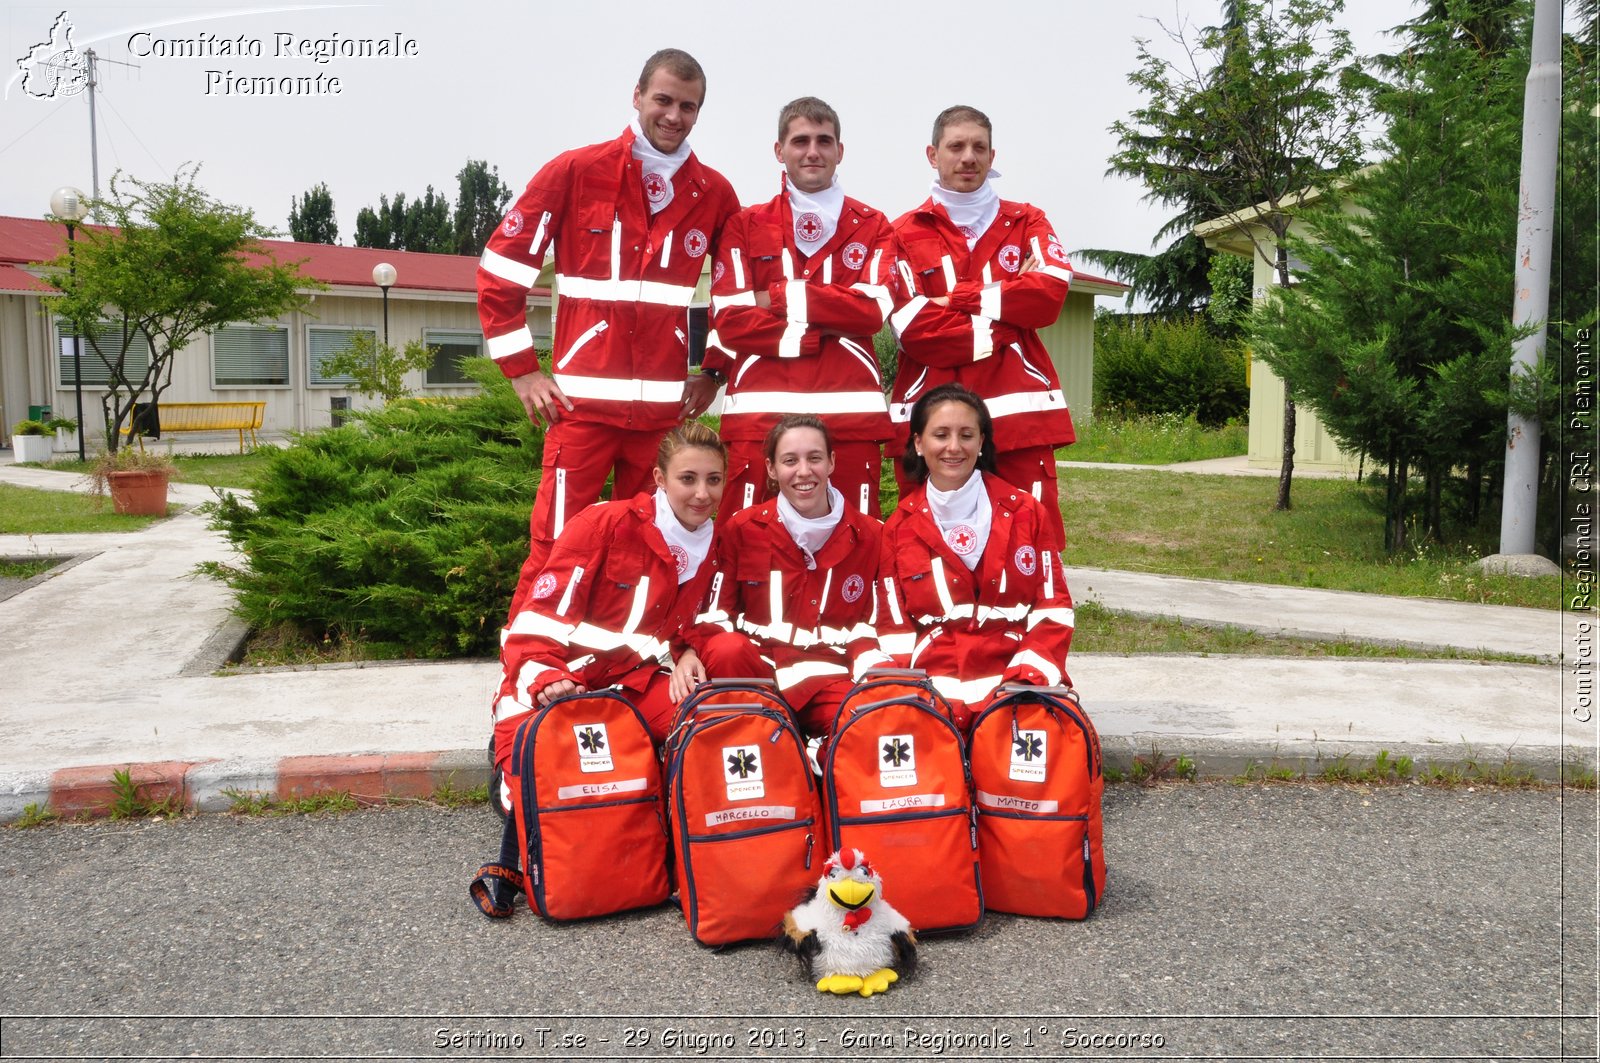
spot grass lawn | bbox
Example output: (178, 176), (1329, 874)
(44, 450), (268, 492)
(1061, 467), (1564, 610)
(1060, 412), (1248, 465)
(0, 484), (167, 534)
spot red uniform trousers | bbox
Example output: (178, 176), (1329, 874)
(722, 440), (883, 518)
(696, 631), (852, 737)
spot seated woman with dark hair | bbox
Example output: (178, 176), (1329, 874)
(866, 383), (1075, 729)
(676, 414), (881, 735)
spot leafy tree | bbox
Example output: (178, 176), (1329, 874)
(1108, 0), (1369, 510)
(1205, 254), (1254, 336)
(42, 165), (316, 451)
(288, 182), (338, 244)
(352, 192), (402, 250)
(319, 333), (438, 403)
(1252, 1), (1527, 553)
(454, 159), (513, 256)
(355, 184), (465, 254)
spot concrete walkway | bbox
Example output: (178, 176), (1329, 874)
(0, 459), (1591, 822)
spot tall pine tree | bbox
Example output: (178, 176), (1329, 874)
(288, 182), (338, 244)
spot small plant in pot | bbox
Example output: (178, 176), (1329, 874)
(10, 419), (56, 464)
(45, 417), (78, 453)
(88, 446), (179, 516)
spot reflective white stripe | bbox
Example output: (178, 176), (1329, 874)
(506, 610), (576, 641)
(623, 576), (651, 635)
(722, 390), (888, 416)
(881, 577), (904, 626)
(982, 262), (993, 284)
(552, 468), (568, 537)
(492, 694), (533, 726)
(879, 632), (915, 657)
(896, 258), (915, 293)
(742, 482), (755, 509)
(869, 248), (883, 285)
(766, 572), (794, 642)
(481, 248), (542, 289)
(979, 283), (1002, 321)
(781, 249), (796, 281)
(555, 320), (607, 370)
(778, 281), (807, 359)
(610, 217), (623, 281)
(660, 230), (673, 270)
(552, 374), (684, 404)
(853, 650), (893, 678)
(1031, 480), (1042, 501)
(984, 389), (1068, 420)
(733, 353), (761, 387)
(1042, 548), (1055, 600)
(730, 248), (746, 289)
(940, 254), (957, 292)
(838, 337), (880, 381)
(821, 256), (833, 285)
(858, 483), (870, 514)
(775, 659), (849, 689)
(916, 605), (975, 625)
(712, 291), (758, 311)
(851, 282), (894, 322)
(528, 211), (551, 256)
(1008, 649), (1063, 686)
(819, 569), (833, 612)
(999, 567), (1008, 595)
(1038, 265), (1073, 285)
(1031, 236), (1045, 263)
(703, 571), (726, 614)
(486, 326), (534, 361)
(1028, 606), (1077, 630)
(975, 602), (1031, 624)
(556, 275), (699, 307)
(930, 672), (1003, 704)
(973, 316), (993, 362)
(890, 295), (928, 336)
(909, 627), (941, 666)
(930, 558), (957, 617)
(556, 564), (584, 616)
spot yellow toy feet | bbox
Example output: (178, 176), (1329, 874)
(816, 974), (865, 995)
(858, 968), (899, 997)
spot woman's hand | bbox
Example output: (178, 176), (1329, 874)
(670, 648), (707, 703)
(535, 679), (581, 706)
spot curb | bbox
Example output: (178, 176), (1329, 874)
(1, 741), (1590, 825)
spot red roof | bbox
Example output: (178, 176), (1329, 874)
(0, 263), (56, 294)
(0, 215), (546, 297)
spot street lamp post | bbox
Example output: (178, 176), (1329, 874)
(372, 262), (396, 347)
(49, 186), (90, 461)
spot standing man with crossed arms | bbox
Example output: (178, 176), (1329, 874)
(706, 96), (899, 517)
(888, 105), (1075, 549)
(478, 48), (740, 601)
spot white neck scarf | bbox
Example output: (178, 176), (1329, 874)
(926, 471), (991, 571)
(929, 177), (1000, 249)
(653, 488), (713, 584)
(787, 173), (845, 253)
(776, 484), (845, 570)
(631, 118), (691, 214)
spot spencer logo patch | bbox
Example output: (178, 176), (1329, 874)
(573, 723), (614, 773)
(723, 743), (765, 800)
(1009, 728), (1047, 783)
(878, 733), (917, 788)
(841, 574), (865, 603)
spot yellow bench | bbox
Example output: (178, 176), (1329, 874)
(120, 401), (266, 453)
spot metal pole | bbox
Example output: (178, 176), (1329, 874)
(1497, 0), (1562, 556)
(85, 49), (100, 201)
(381, 287), (390, 347)
(67, 222), (85, 462)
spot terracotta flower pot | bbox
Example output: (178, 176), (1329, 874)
(108, 469), (170, 516)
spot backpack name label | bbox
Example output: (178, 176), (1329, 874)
(705, 804), (797, 826)
(860, 793), (946, 813)
(556, 777), (649, 800)
(977, 789), (1059, 814)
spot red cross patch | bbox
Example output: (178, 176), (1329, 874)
(684, 229), (708, 258)
(643, 172), (669, 203)
(841, 242), (868, 271)
(946, 524), (979, 556)
(795, 211), (825, 242)
(958, 225), (977, 240)
(713, 261), (725, 283)
(501, 209), (524, 238)
(1046, 237), (1070, 266)
(670, 544), (689, 576)
(532, 573), (558, 599)
(842, 574), (866, 603)
(1014, 545), (1037, 576)
(998, 245), (1022, 273)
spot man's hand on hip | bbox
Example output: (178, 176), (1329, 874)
(680, 373), (721, 420)
(512, 371), (574, 425)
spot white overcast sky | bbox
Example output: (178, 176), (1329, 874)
(0, 0), (1556, 280)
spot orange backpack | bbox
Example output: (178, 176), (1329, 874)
(821, 671), (982, 933)
(665, 681), (824, 946)
(968, 686), (1106, 919)
(470, 689), (670, 922)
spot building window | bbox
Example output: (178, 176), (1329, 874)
(213, 323), (289, 386)
(307, 326), (373, 387)
(423, 329), (482, 387)
(56, 320), (151, 387)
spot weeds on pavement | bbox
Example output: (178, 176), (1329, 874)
(107, 769), (182, 819)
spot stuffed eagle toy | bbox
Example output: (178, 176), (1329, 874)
(779, 848), (917, 997)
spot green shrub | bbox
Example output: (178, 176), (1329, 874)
(201, 358), (541, 658)
(1094, 313), (1248, 426)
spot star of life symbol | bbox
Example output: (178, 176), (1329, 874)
(17, 12), (88, 99)
(998, 244), (1022, 273)
(878, 733), (917, 787)
(795, 211), (825, 243)
(946, 523), (979, 555)
(1009, 728), (1047, 782)
(841, 242), (868, 270)
(841, 574), (865, 603)
(532, 572), (559, 599)
(501, 209), (524, 237)
(643, 172), (669, 203)
(684, 228), (708, 258)
(574, 722), (615, 773)
(723, 743), (765, 799)
(669, 544), (689, 577)
(1014, 544), (1037, 576)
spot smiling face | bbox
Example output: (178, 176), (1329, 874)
(775, 115), (843, 195)
(927, 119), (995, 194)
(654, 445), (725, 530)
(766, 425), (835, 519)
(632, 68), (704, 154)
(914, 399), (983, 492)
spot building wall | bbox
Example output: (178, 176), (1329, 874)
(1036, 289), (1096, 428)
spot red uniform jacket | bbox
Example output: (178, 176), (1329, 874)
(708, 187), (899, 443)
(478, 128), (739, 430)
(866, 474), (1075, 711)
(494, 493), (719, 727)
(889, 198), (1076, 452)
(684, 500), (882, 704)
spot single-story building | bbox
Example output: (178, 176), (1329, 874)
(0, 214), (1125, 446)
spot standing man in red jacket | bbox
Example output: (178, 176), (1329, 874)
(478, 48), (740, 599)
(706, 96), (899, 517)
(888, 105), (1075, 549)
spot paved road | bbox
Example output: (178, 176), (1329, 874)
(2, 784), (1595, 1061)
